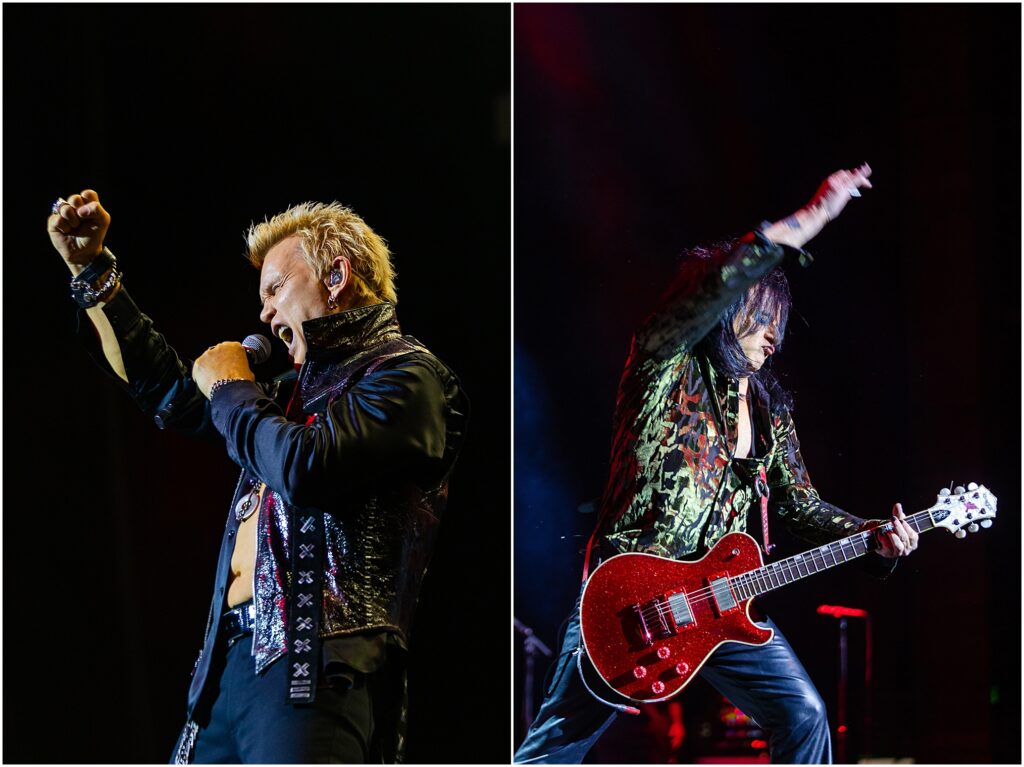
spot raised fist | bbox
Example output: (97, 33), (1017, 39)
(47, 189), (111, 270)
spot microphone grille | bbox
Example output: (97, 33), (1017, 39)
(242, 334), (272, 365)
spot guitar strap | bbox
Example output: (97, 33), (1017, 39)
(756, 464), (775, 556)
(581, 525), (599, 583)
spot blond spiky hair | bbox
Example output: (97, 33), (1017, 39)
(246, 201), (397, 305)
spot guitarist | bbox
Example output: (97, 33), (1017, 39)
(515, 165), (918, 764)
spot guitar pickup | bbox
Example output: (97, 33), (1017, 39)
(708, 575), (738, 615)
(668, 591), (694, 627)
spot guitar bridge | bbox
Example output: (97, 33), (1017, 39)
(632, 596), (678, 647)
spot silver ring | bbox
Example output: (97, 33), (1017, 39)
(51, 197), (70, 215)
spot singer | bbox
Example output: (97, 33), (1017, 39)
(514, 166), (918, 764)
(48, 190), (469, 763)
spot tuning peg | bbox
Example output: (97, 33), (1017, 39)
(968, 523), (979, 533)
(968, 482), (978, 491)
(980, 520), (993, 528)
(955, 529), (967, 539)
(939, 488), (951, 497)
(954, 485), (966, 495)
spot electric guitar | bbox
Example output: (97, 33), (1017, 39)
(579, 484), (997, 703)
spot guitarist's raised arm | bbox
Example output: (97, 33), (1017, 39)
(635, 165), (874, 361)
(633, 234), (794, 361)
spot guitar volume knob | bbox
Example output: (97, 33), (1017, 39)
(651, 681), (665, 695)
(675, 662), (690, 675)
(633, 666), (647, 679)
(657, 646), (671, 660)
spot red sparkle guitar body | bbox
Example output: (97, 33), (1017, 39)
(579, 532), (772, 703)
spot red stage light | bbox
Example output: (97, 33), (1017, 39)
(750, 739), (768, 749)
(816, 604), (868, 618)
(837, 725), (847, 733)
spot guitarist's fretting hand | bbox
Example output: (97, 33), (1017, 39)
(865, 503), (919, 558)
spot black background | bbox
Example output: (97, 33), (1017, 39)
(4, 4), (509, 763)
(515, 4), (1020, 764)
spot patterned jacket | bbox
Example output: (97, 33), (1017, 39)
(598, 230), (866, 560)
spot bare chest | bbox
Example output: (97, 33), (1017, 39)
(735, 396), (753, 460)
(227, 483), (267, 607)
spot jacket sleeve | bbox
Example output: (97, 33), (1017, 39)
(209, 355), (460, 508)
(75, 286), (216, 438)
(634, 229), (810, 361)
(767, 408), (897, 576)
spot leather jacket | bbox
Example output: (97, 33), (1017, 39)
(78, 291), (468, 717)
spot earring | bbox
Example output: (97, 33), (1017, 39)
(327, 268), (343, 311)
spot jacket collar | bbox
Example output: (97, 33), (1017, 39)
(301, 301), (402, 363)
(289, 302), (404, 417)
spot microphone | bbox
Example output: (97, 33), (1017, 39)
(242, 334), (271, 365)
(155, 335), (272, 430)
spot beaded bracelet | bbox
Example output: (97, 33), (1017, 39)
(209, 378), (249, 398)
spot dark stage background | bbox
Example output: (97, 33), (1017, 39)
(515, 5), (1020, 764)
(4, 5), (509, 763)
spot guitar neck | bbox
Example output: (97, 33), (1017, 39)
(731, 510), (935, 601)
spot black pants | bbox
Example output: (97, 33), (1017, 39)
(514, 599), (830, 764)
(191, 633), (385, 764)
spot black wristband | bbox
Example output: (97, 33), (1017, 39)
(752, 226), (814, 269)
(75, 247), (116, 285)
(70, 247), (120, 308)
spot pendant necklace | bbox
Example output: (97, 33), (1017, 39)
(235, 478), (264, 522)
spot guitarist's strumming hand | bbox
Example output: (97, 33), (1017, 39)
(864, 503), (919, 558)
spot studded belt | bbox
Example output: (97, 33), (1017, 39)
(222, 602), (256, 646)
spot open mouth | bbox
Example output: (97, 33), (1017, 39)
(276, 325), (294, 351)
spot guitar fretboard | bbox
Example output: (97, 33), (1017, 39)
(730, 510), (934, 601)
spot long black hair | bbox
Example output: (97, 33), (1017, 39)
(689, 243), (795, 413)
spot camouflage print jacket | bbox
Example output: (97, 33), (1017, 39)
(598, 229), (867, 561)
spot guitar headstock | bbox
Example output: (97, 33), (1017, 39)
(927, 483), (997, 539)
